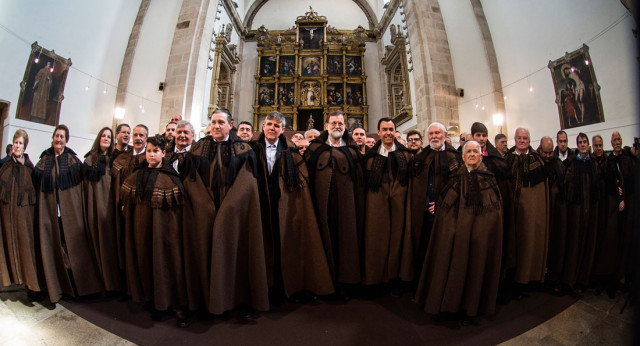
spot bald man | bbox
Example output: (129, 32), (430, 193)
(504, 128), (549, 299)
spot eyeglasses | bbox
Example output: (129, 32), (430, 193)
(329, 122), (345, 127)
(407, 138), (422, 142)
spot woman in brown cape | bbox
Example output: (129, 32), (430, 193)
(0, 130), (42, 297)
(415, 141), (503, 325)
(121, 135), (189, 327)
(35, 125), (103, 303)
(83, 127), (121, 292)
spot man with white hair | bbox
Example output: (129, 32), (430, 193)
(410, 122), (462, 277)
(304, 129), (320, 141)
(304, 110), (364, 299)
(504, 127), (549, 299)
(166, 120), (195, 172)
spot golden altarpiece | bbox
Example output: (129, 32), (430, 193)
(251, 8), (372, 131)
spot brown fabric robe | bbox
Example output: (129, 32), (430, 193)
(553, 147), (576, 165)
(362, 139), (414, 285)
(185, 133), (269, 314)
(111, 151), (146, 272)
(304, 130), (364, 284)
(252, 133), (334, 297)
(0, 154), (40, 291)
(121, 162), (187, 310)
(481, 141), (515, 273)
(593, 150), (636, 277)
(543, 157), (568, 278)
(415, 164), (503, 316)
(563, 153), (600, 287)
(83, 152), (121, 291)
(410, 145), (462, 271)
(506, 147), (549, 283)
(35, 147), (102, 302)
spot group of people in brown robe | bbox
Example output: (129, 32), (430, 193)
(0, 109), (636, 328)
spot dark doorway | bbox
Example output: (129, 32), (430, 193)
(297, 109), (323, 132)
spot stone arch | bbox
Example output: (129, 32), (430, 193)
(243, 0), (378, 30)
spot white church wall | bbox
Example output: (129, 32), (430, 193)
(439, 0), (502, 147)
(251, 0), (369, 30)
(126, 0), (182, 135)
(460, 0), (637, 150)
(0, 0), (139, 158)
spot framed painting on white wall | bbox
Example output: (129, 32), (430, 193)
(549, 44), (604, 130)
(16, 42), (71, 127)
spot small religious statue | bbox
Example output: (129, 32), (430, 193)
(307, 117), (314, 131)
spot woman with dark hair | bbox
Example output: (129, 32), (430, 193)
(35, 125), (103, 303)
(0, 129), (43, 298)
(121, 134), (189, 327)
(83, 127), (121, 292)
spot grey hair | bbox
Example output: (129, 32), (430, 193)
(427, 122), (446, 134)
(304, 129), (320, 139)
(514, 127), (530, 138)
(462, 140), (481, 153)
(265, 111), (286, 127)
(176, 120), (195, 134)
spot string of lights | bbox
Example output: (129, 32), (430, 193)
(0, 22), (161, 107)
(459, 11), (631, 107)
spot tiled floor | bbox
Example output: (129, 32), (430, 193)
(0, 287), (634, 345)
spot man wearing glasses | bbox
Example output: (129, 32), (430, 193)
(406, 129), (424, 153)
(305, 110), (364, 299)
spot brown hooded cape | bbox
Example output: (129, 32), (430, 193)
(562, 153), (600, 287)
(252, 133), (334, 297)
(83, 152), (121, 292)
(543, 157), (568, 278)
(35, 147), (102, 302)
(362, 139), (414, 285)
(505, 147), (549, 283)
(410, 144), (462, 271)
(414, 164), (503, 316)
(184, 133), (269, 314)
(0, 154), (41, 291)
(304, 130), (364, 285)
(121, 162), (187, 310)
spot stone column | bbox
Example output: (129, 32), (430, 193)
(470, 0), (507, 136)
(403, 0), (459, 132)
(160, 0), (212, 130)
(113, 0), (150, 129)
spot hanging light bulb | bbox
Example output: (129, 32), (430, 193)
(34, 48), (42, 63)
(585, 60), (590, 65)
(49, 61), (55, 72)
(481, 105), (486, 111)
(85, 78), (91, 91)
(103, 87), (107, 94)
(503, 96), (508, 100)
(529, 86), (534, 93)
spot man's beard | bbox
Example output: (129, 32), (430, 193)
(429, 139), (443, 150)
(330, 129), (344, 140)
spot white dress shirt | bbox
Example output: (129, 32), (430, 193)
(266, 138), (279, 174)
(378, 142), (397, 157)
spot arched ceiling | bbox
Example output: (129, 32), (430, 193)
(243, 0), (379, 31)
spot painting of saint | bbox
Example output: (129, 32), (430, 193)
(346, 84), (363, 106)
(549, 45), (603, 129)
(278, 83), (295, 106)
(301, 57), (322, 77)
(327, 84), (344, 106)
(260, 56), (277, 77)
(279, 56), (296, 76)
(327, 56), (343, 76)
(258, 84), (275, 106)
(345, 56), (362, 76)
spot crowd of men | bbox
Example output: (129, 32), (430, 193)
(0, 109), (637, 328)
